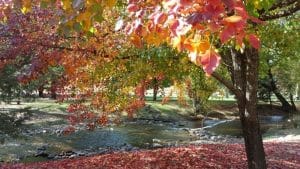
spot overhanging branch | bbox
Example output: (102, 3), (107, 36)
(260, 1), (300, 21)
(211, 71), (240, 97)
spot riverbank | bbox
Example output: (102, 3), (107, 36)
(1, 99), (299, 163)
(1, 142), (299, 169)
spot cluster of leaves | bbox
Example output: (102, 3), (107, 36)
(2, 142), (299, 169)
(121, 0), (262, 75)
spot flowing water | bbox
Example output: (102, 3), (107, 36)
(0, 108), (299, 163)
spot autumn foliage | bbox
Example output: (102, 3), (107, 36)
(1, 142), (299, 169)
(122, 0), (261, 75)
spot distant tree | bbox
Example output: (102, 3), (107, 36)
(259, 15), (299, 112)
(0, 64), (21, 103)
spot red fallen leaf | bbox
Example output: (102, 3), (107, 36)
(2, 143), (300, 169)
(248, 34), (260, 49)
(198, 49), (221, 75)
(62, 126), (75, 135)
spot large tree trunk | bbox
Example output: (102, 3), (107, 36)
(238, 48), (266, 169)
(219, 47), (267, 169)
(235, 48), (266, 169)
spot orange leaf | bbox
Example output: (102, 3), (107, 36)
(130, 35), (143, 48)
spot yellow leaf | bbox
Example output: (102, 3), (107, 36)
(77, 11), (92, 31)
(103, 0), (117, 8)
(186, 37), (210, 54)
(21, 0), (32, 13)
(224, 15), (242, 23)
(144, 32), (162, 47)
(62, 0), (72, 11)
(172, 36), (184, 52)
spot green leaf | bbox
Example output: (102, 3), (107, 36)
(73, 22), (82, 32)
(94, 12), (104, 23)
(40, 0), (49, 8)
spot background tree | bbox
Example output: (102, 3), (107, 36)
(187, 66), (217, 115)
(0, 63), (21, 103)
(259, 14), (300, 112)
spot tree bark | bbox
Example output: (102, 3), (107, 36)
(240, 48), (267, 169)
(212, 48), (267, 169)
(192, 97), (202, 115)
(50, 84), (57, 99)
(152, 78), (158, 101)
(38, 87), (44, 98)
(289, 93), (297, 111)
(229, 48), (267, 169)
(266, 68), (293, 111)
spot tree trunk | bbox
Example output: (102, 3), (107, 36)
(237, 98), (266, 169)
(289, 93), (297, 111)
(295, 83), (299, 100)
(153, 78), (158, 101)
(212, 47), (267, 169)
(38, 87), (44, 98)
(192, 97), (202, 115)
(50, 84), (57, 99)
(231, 48), (267, 169)
(267, 68), (293, 112)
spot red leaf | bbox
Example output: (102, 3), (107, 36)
(127, 4), (139, 12)
(222, 0), (235, 10)
(220, 27), (233, 43)
(198, 49), (221, 75)
(248, 34), (260, 49)
(154, 12), (167, 25)
(179, 0), (193, 6)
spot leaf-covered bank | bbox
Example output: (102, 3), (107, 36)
(2, 142), (299, 169)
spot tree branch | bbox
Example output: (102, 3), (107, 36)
(211, 71), (240, 97)
(268, 0), (298, 11)
(260, 1), (300, 21)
